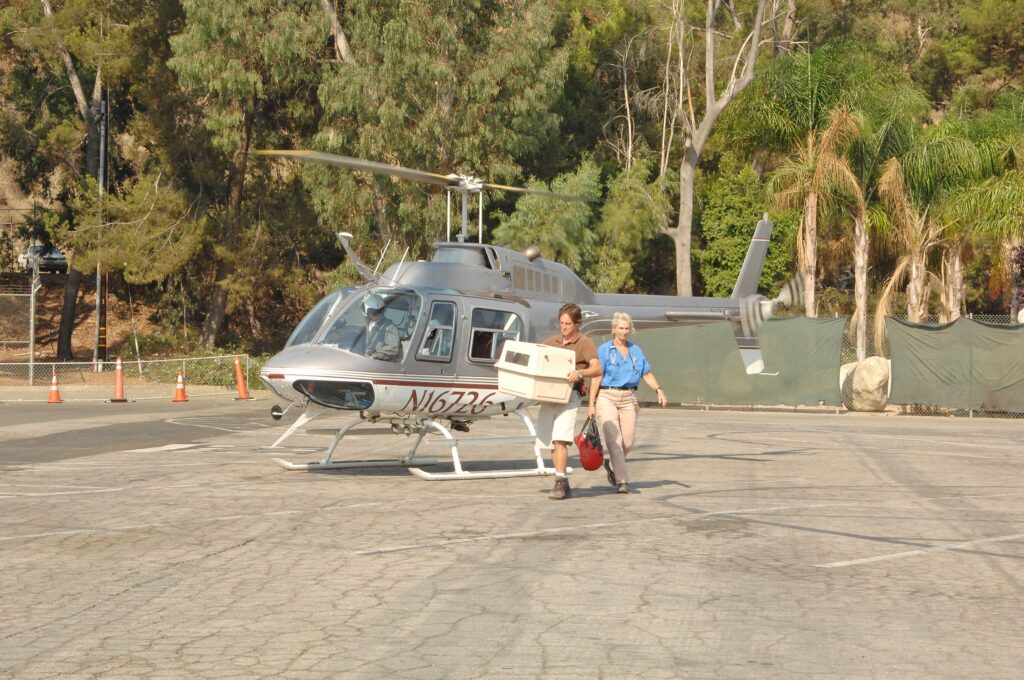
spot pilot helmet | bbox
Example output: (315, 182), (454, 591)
(362, 293), (385, 314)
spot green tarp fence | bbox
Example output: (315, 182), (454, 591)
(886, 317), (1024, 412)
(592, 317), (846, 407)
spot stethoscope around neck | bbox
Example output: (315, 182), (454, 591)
(607, 343), (638, 370)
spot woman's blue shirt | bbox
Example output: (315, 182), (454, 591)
(597, 340), (651, 389)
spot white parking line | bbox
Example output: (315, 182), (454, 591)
(122, 443), (199, 453)
(816, 531), (1024, 568)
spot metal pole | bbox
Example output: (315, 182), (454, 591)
(478, 191), (483, 243)
(93, 93), (108, 370)
(446, 190), (451, 242)
(29, 260), (39, 387)
(459, 190), (468, 243)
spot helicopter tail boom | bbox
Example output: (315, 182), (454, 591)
(589, 216), (796, 375)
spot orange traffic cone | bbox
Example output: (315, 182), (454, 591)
(47, 370), (63, 404)
(109, 356), (128, 403)
(172, 370), (189, 402)
(233, 355), (252, 400)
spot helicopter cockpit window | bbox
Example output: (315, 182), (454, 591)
(469, 308), (522, 362)
(417, 301), (457, 362)
(317, 289), (422, 362)
(285, 288), (354, 348)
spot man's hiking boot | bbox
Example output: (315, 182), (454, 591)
(549, 477), (572, 500)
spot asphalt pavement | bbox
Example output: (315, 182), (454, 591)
(1, 397), (1023, 679)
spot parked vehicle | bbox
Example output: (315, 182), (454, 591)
(18, 244), (68, 274)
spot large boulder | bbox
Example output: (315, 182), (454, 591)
(840, 356), (891, 411)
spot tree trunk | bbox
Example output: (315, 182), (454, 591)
(45, 0), (104, 360)
(1006, 238), (1024, 319)
(57, 95), (102, 360)
(801, 191), (818, 317)
(942, 239), (964, 322)
(320, 0), (357, 65)
(782, 0), (797, 45)
(852, 214), (868, 360)
(907, 252), (927, 322)
(670, 147), (698, 296)
(56, 268), (83, 360)
(201, 106), (253, 348)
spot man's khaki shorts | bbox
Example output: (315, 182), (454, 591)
(534, 391), (581, 449)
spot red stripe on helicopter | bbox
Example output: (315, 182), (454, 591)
(374, 379), (497, 390)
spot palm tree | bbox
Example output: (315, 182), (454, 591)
(839, 90), (927, 357)
(726, 42), (908, 317)
(938, 96), (1024, 318)
(943, 169), (1024, 312)
(873, 122), (992, 343)
(769, 106), (862, 317)
(875, 159), (946, 324)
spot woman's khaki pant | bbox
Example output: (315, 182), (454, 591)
(595, 389), (637, 484)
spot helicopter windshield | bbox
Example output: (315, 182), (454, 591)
(316, 289), (422, 362)
(284, 287), (356, 348)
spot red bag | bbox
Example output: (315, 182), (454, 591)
(574, 416), (604, 471)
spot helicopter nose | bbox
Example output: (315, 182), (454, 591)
(293, 379), (375, 410)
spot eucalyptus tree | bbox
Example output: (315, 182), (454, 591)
(654, 0), (770, 296)
(306, 0), (570, 268)
(1, 0), (140, 358)
(491, 159), (602, 274)
(169, 0), (327, 348)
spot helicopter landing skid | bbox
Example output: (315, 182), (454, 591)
(271, 415), (439, 471)
(407, 408), (569, 481)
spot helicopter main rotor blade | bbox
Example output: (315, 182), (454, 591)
(254, 150), (458, 187)
(256, 150), (593, 202)
(481, 182), (594, 203)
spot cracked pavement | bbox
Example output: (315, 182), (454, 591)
(1, 400), (1023, 678)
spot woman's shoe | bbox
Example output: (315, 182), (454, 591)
(617, 482), (629, 494)
(604, 458), (615, 486)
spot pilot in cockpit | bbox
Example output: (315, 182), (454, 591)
(363, 293), (401, 361)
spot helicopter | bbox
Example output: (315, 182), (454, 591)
(254, 150), (800, 480)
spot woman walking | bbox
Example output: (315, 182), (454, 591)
(588, 312), (668, 493)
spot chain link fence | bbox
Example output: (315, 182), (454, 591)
(0, 355), (259, 400)
(0, 289), (31, 348)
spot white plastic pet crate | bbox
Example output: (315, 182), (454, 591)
(495, 340), (576, 404)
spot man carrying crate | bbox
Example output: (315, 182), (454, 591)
(535, 303), (602, 500)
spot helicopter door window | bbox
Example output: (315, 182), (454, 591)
(469, 308), (523, 363)
(418, 302), (457, 362)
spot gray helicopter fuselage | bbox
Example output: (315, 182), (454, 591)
(261, 239), (768, 415)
